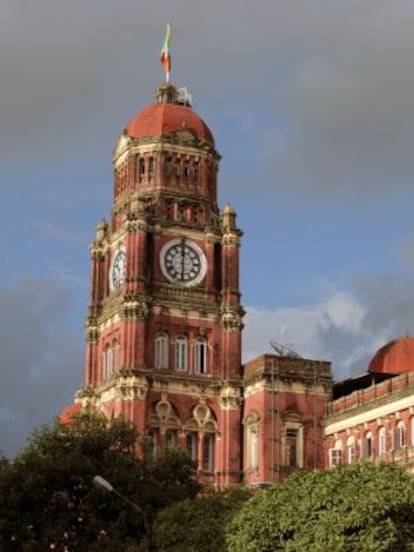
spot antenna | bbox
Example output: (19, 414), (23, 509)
(270, 341), (302, 358)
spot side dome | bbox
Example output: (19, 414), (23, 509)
(124, 82), (214, 147)
(59, 403), (82, 425)
(369, 336), (414, 375)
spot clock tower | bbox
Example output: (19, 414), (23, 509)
(76, 82), (244, 485)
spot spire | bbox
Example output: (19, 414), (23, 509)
(160, 22), (172, 83)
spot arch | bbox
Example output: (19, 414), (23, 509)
(175, 335), (188, 372)
(194, 337), (208, 375)
(154, 331), (169, 369)
(329, 438), (343, 467)
(346, 435), (355, 464)
(378, 427), (386, 456)
(395, 420), (406, 449)
(362, 431), (373, 459)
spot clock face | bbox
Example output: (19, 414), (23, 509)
(160, 238), (207, 286)
(110, 249), (126, 291)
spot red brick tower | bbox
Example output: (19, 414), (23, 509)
(76, 83), (244, 485)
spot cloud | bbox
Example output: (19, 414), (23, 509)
(0, 279), (83, 457)
(2, 1), (414, 201)
(244, 271), (414, 379)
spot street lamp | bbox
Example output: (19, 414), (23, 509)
(93, 475), (153, 551)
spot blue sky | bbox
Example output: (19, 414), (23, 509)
(2, 0), (414, 456)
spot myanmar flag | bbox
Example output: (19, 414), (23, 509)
(160, 22), (171, 80)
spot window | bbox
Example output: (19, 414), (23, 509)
(154, 332), (169, 369)
(175, 335), (188, 371)
(193, 161), (199, 181)
(411, 418), (414, 446)
(329, 448), (343, 467)
(102, 342), (118, 379)
(194, 338), (207, 374)
(183, 160), (190, 179)
(165, 157), (172, 177)
(246, 423), (259, 469)
(148, 429), (159, 458)
(203, 434), (215, 471)
(378, 427), (386, 456)
(186, 432), (198, 462)
(166, 430), (178, 448)
(329, 439), (343, 467)
(346, 436), (355, 464)
(139, 157), (145, 180)
(395, 421), (406, 449)
(361, 432), (373, 459)
(148, 157), (154, 177)
(175, 159), (181, 178)
(286, 429), (300, 467)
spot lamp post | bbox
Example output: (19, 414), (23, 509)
(93, 475), (153, 551)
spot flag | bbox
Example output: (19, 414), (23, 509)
(160, 22), (171, 82)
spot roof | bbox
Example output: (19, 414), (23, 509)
(124, 103), (214, 146)
(59, 403), (82, 425)
(369, 336), (414, 375)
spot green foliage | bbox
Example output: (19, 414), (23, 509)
(227, 463), (414, 552)
(153, 487), (252, 552)
(0, 412), (199, 551)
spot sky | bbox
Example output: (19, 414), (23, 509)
(2, 0), (414, 456)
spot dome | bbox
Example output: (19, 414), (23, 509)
(369, 336), (414, 375)
(59, 403), (82, 424)
(125, 102), (214, 146)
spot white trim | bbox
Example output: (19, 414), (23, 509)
(325, 395), (414, 435)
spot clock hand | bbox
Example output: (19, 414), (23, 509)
(181, 239), (185, 280)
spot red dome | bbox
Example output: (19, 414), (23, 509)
(124, 103), (214, 146)
(369, 336), (414, 375)
(59, 403), (82, 425)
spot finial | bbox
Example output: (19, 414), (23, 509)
(160, 22), (171, 83)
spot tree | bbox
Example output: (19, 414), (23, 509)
(0, 412), (199, 551)
(227, 463), (414, 552)
(153, 488), (251, 552)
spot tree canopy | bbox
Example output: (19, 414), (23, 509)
(153, 487), (251, 552)
(227, 463), (414, 552)
(0, 412), (199, 551)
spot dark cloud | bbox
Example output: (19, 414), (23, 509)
(0, 280), (83, 457)
(2, 1), (414, 199)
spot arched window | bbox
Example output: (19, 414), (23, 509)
(175, 159), (181, 179)
(329, 439), (343, 467)
(102, 341), (119, 380)
(165, 157), (172, 177)
(411, 417), (414, 447)
(186, 432), (198, 461)
(247, 422), (259, 469)
(378, 427), (386, 456)
(166, 429), (178, 448)
(346, 435), (355, 464)
(138, 157), (145, 181)
(362, 431), (373, 459)
(148, 429), (159, 458)
(102, 345), (110, 380)
(183, 160), (190, 180)
(148, 156), (154, 177)
(154, 332), (169, 369)
(395, 421), (406, 449)
(203, 434), (215, 471)
(193, 161), (199, 182)
(175, 335), (188, 371)
(194, 338), (207, 374)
